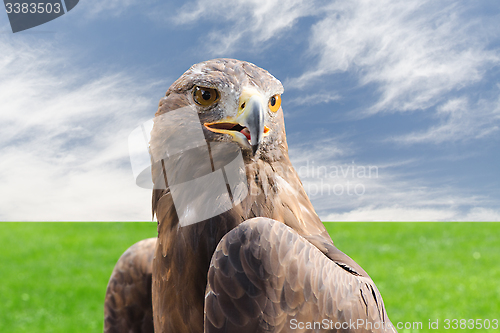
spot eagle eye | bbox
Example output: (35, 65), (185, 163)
(193, 86), (219, 106)
(269, 94), (281, 112)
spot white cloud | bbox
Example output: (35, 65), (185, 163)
(290, 0), (500, 114)
(393, 95), (500, 144)
(172, 0), (317, 55)
(324, 206), (500, 222)
(288, 92), (341, 106)
(459, 208), (500, 222)
(324, 206), (457, 222)
(289, 138), (498, 221)
(0, 36), (158, 221)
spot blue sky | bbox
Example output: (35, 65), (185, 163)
(1, 0), (499, 221)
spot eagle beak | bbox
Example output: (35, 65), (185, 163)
(204, 89), (269, 155)
(237, 95), (265, 155)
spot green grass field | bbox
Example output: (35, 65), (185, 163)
(0, 222), (498, 332)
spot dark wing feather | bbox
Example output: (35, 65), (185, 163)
(205, 218), (397, 333)
(104, 238), (156, 333)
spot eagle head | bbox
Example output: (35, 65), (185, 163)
(154, 58), (286, 162)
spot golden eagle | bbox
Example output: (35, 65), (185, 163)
(104, 59), (396, 333)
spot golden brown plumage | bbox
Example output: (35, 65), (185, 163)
(104, 238), (156, 333)
(205, 218), (395, 333)
(104, 59), (397, 333)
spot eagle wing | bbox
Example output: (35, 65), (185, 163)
(205, 218), (397, 333)
(104, 237), (156, 333)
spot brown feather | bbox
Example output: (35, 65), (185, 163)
(205, 218), (396, 332)
(104, 238), (156, 333)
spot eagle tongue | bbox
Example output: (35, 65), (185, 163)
(240, 127), (251, 140)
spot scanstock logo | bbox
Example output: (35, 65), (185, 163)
(4, 0), (79, 33)
(128, 106), (249, 227)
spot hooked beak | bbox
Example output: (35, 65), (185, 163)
(241, 95), (265, 154)
(204, 89), (269, 155)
